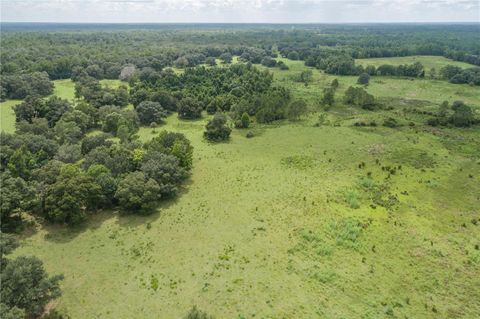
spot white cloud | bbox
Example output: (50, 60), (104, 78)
(1, 0), (479, 22)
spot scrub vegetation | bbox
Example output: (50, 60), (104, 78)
(1, 24), (479, 318)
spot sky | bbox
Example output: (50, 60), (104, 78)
(1, 0), (479, 23)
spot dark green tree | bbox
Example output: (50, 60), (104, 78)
(114, 171), (161, 213)
(357, 73), (370, 85)
(204, 113), (231, 141)
(44, 164), (102, 225)
(141, 152), (187, 197)
(136, 101), (168, 125)
(178, 97), (203, 119)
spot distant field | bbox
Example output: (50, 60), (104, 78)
(53, 79), (76, 101)
(355, 55), (476, 76)
(0, 79), (125, 134)
(11, 58), (480, 318)
(0, 99), (20, 133)
(268, 58), (480, 110)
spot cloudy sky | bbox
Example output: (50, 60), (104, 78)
(1, 0), (479, 23)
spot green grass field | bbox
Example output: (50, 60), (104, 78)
(0, 99), (20, 133)
(355, 55), (475, 76)
(8, 59), (480, 318)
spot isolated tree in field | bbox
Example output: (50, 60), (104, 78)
(331, 79), (339, 89)
(322, 87), (335, 108)
(438, 101), (449, 118)
(287, 100), (308, 121)
(177, 97), (203, 119)
(136, 101), (167, 125)
(451, 100), (465, 110)
(299, 70), (313, 84)
(115, 171), (161, 213)
(204, 113), (231, 141)
(451, 104), (474, 127)
(235, 112), (251, 128)
(1, 234), (63, 318)
(357, 73), (370, 85)
(219, 52), (233, 64)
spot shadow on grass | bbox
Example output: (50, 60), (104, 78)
(41, 180), (193, 243)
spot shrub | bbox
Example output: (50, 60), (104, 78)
(383, 117), (399, 128)
(357, 73), (370, 85)
(204, 113), (231, 141)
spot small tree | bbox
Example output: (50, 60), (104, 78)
(451, 104), (474, 127)
(204, 113), (231, 141)
(150, 122), (157, 133)
(287, 100), (308, 121)
(357, 73), (370, 85)
(438, 101), (449, 118)
(235, 112), (250, 129)
(184, 306), (214, 319)
(321, 87), (335, 108)
(331, 79), (339, 90)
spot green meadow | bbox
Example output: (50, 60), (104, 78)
(355, 55), (475, 76)
(7, 57), (480, 318)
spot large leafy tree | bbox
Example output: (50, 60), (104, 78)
(177, 97), (203, 119)
(141, 152), (187, 197)
(114, 171), (161, 213)
(145, 131), (194, 169)
(136, 101), (168, 125)
(1, 233), (63, 318)
(0, 173), (36, 232)
(13, 95), (47, 123)
(44, 164), (102, 225)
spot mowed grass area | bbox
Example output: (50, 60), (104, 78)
(355, 55), (476, 76)
(10, 60), (480, 318)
